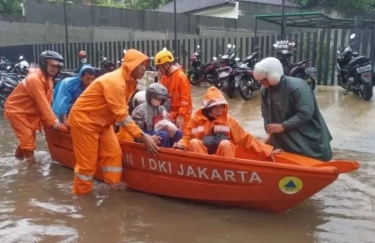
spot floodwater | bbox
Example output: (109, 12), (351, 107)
(0, 86), (374, 243)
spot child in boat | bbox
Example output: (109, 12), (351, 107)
(173, 86), (283, 160)
(131, 83), (183, 148)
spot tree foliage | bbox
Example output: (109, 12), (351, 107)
(294, 0), (375, 14)
(0, 0), (23, 15)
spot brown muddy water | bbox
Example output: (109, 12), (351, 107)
(0, 86), (374, 243)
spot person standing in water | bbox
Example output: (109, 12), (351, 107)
(68, 49), (159, 195)
(253, 57), (333, 162)
(155, 48), (192, 131)
(4, 51), (64, 163)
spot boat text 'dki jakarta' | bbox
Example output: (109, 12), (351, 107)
(44, 126), (359, 213)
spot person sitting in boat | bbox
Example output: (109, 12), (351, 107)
(68, 49), (159, 195)
(4, 51), (65, 164)
(52, 64), (96, 125)
(131, 83), (183, 148)
(253, 57), (333, 162)
(155, 48), (192, 131)
(173, 86), (283, 159)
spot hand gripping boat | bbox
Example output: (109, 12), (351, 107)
(44, 127), (359, 213)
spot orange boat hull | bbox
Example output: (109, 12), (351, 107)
(44, 127), (359, 213)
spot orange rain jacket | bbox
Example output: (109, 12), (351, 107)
(160, 67), (192, 129)
(4, 69), (57, 151)
(68, 49), (147, 139)
(179, 87), (274, 160)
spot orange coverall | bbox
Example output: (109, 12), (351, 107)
(160, 67), (192, 131)
(178, 87), (274, 160)
(68, 49), (147, 195)
(4, 69), (57, 156)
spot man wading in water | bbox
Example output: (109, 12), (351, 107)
(253, 57), (333, 162)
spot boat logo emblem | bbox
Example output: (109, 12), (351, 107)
(278, 176), (303, 194)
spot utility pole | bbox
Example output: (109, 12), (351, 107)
(63, 0), (69, 51)
(174, 0), (178, 57)
(281, 0), (286, 39)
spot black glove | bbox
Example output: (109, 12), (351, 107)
(202, 132), (229, 154)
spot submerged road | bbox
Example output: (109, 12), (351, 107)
(0, 85), (374, 243)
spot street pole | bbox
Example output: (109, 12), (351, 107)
(173, 0), (178, 57)
(281, 0), (285, 39)
(63, 0), (69, 52)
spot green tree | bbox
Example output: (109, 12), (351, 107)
(294, 0), (375, 14)
(0, 0), (23, 15)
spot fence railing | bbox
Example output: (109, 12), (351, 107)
(1, 29), (375, 86)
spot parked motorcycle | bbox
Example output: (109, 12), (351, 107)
(11, 56), (30, 75)
(238, 45), (261, 69)
(273, 40), (317, 90)
(0, 56), (13, 71)
(336, 33), (374, 101)
(213, 44), (261, 100)
(188, 44), (231, 86)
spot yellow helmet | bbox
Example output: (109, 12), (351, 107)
(154, 48), (175, 65)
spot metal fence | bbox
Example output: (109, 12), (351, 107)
(1, 29), (375, 86)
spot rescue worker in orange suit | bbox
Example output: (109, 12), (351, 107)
(4, 51), (65, 163)
(174, 86), (283, 159)
(155, 48), (192, 131)
(68, 49), (159, 195)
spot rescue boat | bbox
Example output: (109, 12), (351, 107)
(44, 127), (359, 213)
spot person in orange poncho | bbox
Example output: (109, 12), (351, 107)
(174, 86), (283, 159)
(4, 51), (64, 163)
(68, 49), (159, 195)
(155, 48), (192, 131)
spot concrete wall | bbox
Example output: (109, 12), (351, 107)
(23, 0), (290, 34)
(0, 20), (273, 47)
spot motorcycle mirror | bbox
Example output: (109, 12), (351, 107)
(273, 43), (278, 48)
(227, 44), (232, 48)
(197, 45), (200, 49)
(233, 45), (236, 49)
(350, 33), (356, 39)
(235, 57), (240, 61)
(19, 55), (24, 60)
(337, 50), (340, 54)
(213, 57), (217, 61)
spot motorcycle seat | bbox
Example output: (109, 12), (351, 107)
(235, 66), (251, 71)
(201, 63), (212, 69)
(296, 60), (309, 66)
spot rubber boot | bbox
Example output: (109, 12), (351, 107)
(23, 150), (36, 164)
(15, 146), (24, 160)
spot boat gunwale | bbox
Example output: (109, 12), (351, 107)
(119, 141), (339, 175)
(47, 127), (339, 175)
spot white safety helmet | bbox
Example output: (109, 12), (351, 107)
(253, 57), (284, 86)
(20, 60), (30, 69)
(132, 90), (146, 109)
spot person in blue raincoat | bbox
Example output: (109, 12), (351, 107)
(52, 65), (96, 125)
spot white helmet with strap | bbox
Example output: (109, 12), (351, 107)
(253, 57), (284, 86)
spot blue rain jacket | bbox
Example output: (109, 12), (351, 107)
(52, 65), (95, 119)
